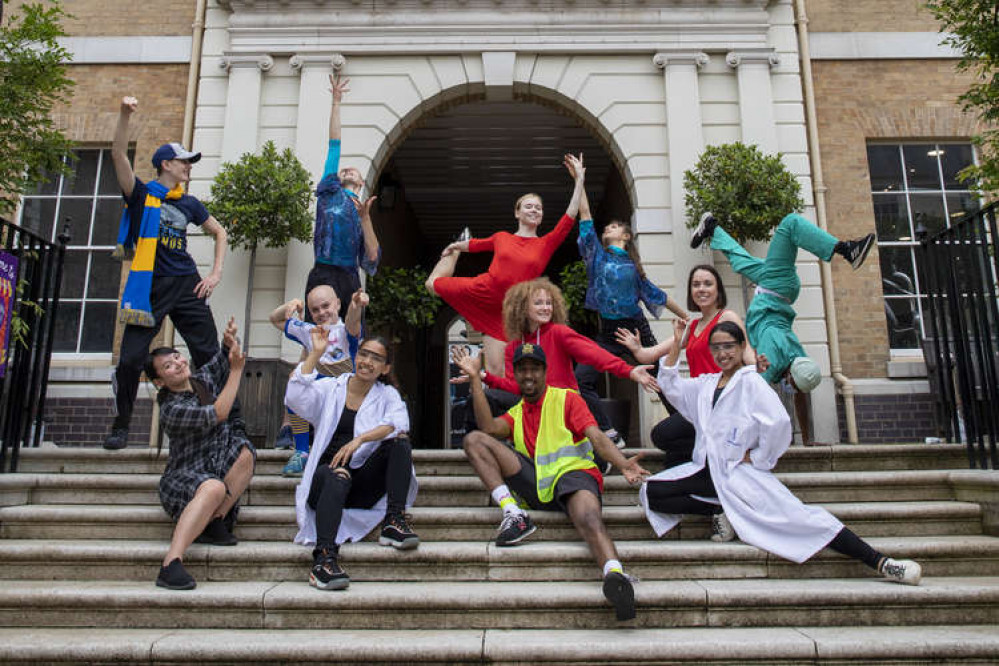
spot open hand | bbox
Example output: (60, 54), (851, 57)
(330, 438), (362, 468)
(352, 195), (377, 219)
(222, 316), (239, 350)
(228, 338), (246, 373)
(194, 272), (221, 299)
(329, 74), (350, 103)
(615, 327), (641, 353)
(286, 299), (304, 320)
(308, 324), (329, 358)
(564, 152), (585, 183)
(621, 452), (651, 485)
(450, 345), (482, 379)
(629, 365), (659, 393)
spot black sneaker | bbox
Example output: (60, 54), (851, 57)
(602, 570), (636, 621)
(156, 558), (196, 590)
(379, 513), (420, 550)
(103, 427), (129, 450)
(495, 512), (536, 547)
(310, 549), (350, 591)
(194, 517), (238, 546)
(690, 212), (718, 249)
(838, 232), (876, 270)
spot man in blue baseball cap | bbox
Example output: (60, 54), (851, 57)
(103, 95), (229, 451)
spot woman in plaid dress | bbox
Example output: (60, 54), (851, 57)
(150, 316), (256, 590)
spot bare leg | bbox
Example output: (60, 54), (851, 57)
(794, 391), (813, 446)
(565, 489), (618, 569)
(425, 252), (460, 296)
(214, 447), (255, 519)
(462, 430), (523, 490)
(163, 479), (227, 566)
(481, 335), (506, 377)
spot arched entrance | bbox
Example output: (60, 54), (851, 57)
(369, 96), (635, 448)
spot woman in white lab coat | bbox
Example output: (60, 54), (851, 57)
(285, 330), (418, 591)
(639, 319), (922, 585)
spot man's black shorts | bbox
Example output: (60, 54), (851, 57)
(503, 450), (601, 514)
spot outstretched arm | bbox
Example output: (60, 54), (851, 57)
(112, 96), (137, 196)
(353, 196), (381, 267)
(563, 153), (586, 219)
(344, 289), (368, 338)
(453, 346), (511, 438)
(328, 73), (348, 141)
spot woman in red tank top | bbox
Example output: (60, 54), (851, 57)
(616, 264), (754, 465)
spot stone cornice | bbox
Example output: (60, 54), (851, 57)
(653, 51), (709, 69)
(725, 48), (779, 68)
(219, 53), (275, 72)
(289, 53), (346, 73)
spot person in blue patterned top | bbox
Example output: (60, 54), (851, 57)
(306, 73), (381, 323)
(572, 187), (689, 443)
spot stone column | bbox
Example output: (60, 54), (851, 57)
(726, 49), (780, 154)
(653, 51), (710, 294)
(280, 53), (346, 360)
(212, 53), (272, 348)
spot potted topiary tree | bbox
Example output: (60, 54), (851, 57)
(208, 140), (314, 347)
(684, 142), (805, 306)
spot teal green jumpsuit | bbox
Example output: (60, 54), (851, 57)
(709, 213), (838, 384)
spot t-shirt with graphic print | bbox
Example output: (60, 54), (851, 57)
(284, 318), (359, 377)
(123, 177), (209, 277)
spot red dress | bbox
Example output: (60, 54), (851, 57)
(483, 322), (633, 394)
(685, 310), (725, 377)
(433, 214), (575, 340)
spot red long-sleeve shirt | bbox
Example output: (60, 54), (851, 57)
(484, 322), (634, 394)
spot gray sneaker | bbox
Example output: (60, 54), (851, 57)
(880, 557), (922, 586)
(710, 512), (736, 542)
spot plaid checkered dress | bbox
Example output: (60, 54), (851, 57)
(158, 348), (255, 520)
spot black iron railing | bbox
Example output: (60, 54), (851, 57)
(918, 202), (999, 470)
(0, 217), (68, 472)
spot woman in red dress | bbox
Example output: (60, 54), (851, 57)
(425, 154), (586, 376)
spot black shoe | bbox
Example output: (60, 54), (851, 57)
(102, 427), (129, 450)
(310, 549), (349, 590)
(222, 507), (238, 535)
(690, 212), (718, 249)
(495, 512), (536, 547)
(838, 232), (876, 270)
(156, 558), (196, 590)
(379, 513), (420, 550)
(602, 571), (636, 621)
(194, 517), (238, 546)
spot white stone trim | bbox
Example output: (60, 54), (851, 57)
(809, 32), (961, 60)
(58, 36), (192, 64)
(848, 378), (932, 396)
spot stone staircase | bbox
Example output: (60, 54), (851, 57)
(0, 443), (997, 664)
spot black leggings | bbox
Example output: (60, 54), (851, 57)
(650, 412), (696, 468)
(645, 465), (721, 516)
(647, 466), (885, 570)
(308, 438), (412, 552)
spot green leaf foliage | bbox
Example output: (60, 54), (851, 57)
(207, 141), (314, 251)
(0, 2), (76, 215)
(926, 0), (999, 194)
(365, 266), (441, 339)
(558, 260), (598, 330)
(683, 142), (804, 244)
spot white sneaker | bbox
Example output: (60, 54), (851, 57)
(880, 557), (922, 586)
(710, 512), (736, 542)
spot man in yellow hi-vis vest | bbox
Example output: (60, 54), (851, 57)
(454, 342), (650, 621)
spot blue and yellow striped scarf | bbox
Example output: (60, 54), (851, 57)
(113, 180), (183, 327)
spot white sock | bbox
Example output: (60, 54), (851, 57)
(491, 484), (524, 515)
(603, 559), (623, 577)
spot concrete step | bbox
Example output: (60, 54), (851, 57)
(1, 625), (997, 664)
(0, 501), (982, 542)
(14, 442), (970, 476)
(1, 577), (996, 630)
(0, 535), (995, 583)
(0, 470), (963, 508)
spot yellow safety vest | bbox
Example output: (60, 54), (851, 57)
(508, 387), (596, 504)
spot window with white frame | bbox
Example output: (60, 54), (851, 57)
(17, 147), (132, 353)
(866, 143), (979, 350)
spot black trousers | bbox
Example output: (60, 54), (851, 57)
(462, 388), (520, 434)
(575, 315), (657, 431)
(305, 263), (360, 323)
(651, 412), (697, 468)
(114, 274), (218, 430)
(645, 465), (721, 515)
(308, 438), (412, 552)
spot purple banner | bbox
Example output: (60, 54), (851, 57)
(0, 251), (18, 378)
